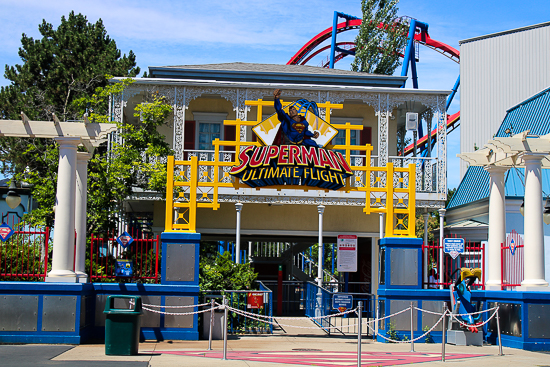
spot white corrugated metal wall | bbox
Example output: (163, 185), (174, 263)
(459, 22), (550, 177)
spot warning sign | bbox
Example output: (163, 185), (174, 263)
(337, 235), (357, 272)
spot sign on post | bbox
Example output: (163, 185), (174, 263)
(247, 292), (264, 309)
(333, 294), (353, 312)
(337, 235), (357, 272)
(444, 238), (465, 259)
(506, 229), (523, 255)
(115, 259), (133, 277)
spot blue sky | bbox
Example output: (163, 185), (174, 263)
(0, 0), (549, 189)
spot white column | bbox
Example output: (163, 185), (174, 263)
(317, 205), (325, 287)
(371, 237), (379, 295)
(74, 152), (91, 283)
(46, 137), (80, 282)
(379, 213), (385, 239)
(235, 203), (243, 264)
(521, 154), (549, 288)
(438, 208), (446, 289)
(485, 165), (508, 290)
(423, 210), (429, 289)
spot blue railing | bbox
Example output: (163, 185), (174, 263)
(304, 281), (332, 330)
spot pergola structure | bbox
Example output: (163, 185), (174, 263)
(0, 116), (117, 282)
(458, 130), (550, 289)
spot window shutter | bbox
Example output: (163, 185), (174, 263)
(224, 125), (236, 146)
(184, 121), (195, 150)
(184, 121), (195, 159)
(360, 126), (372, 146)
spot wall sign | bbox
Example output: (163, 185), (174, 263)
(230, 145), (352, 190)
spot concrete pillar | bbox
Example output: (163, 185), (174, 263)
(521, 154), (549, 288)
(317, 205), (325, 287)
(74, 152), (91, 283)
(485, 165), (508, 290)
(46, 137), (80, 282)
(235, 203), (243, 264)
(423, 210), (429, 289)
(438, 208), (446, 289)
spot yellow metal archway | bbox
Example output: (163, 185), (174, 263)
(165, 98), (416, 237)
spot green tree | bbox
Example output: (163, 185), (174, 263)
(351, 0), (409, 75)
(199, 252), (258, 291)
(0, 12), (141, 228)
(0, 11), (139, 122)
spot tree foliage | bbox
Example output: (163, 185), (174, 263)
(199, 252), (258, 291)
(0, 11), (139, 122)
(0, 12), (172, 233)
(351, 0), (409, 75)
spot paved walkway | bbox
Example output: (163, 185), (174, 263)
(50, 337), (548, 367)
(2, 317), (549, 366)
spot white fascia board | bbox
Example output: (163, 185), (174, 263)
(111, 77), (451, 97)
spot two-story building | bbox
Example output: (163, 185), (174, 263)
(113, 62), (449, 292)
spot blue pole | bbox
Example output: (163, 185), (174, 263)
(446, 75), (461, 111)
(400, 19), (416, 86)
(329, 11), (338, 69)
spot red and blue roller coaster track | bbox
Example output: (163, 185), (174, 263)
(286, 18), (460, 156)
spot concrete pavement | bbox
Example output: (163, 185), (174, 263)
(3, 317), (549, 366)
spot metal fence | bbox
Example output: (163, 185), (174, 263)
(260, 280), (304, 316)
(89, 229), (159, 283)
(203, 282), (273, 334)
(0, 223), (50, 281)
(423, 238), (485, 289)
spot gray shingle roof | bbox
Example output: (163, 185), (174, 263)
(154, 62), (379, 77)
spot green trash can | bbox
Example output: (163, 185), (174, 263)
(104, 295), (143, 356)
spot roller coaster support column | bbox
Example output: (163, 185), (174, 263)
(446, 76), (460, 111)
(330, 11), (359, 69)
(400, 19), (429, 89)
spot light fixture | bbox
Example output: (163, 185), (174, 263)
(5, 179), (21, 209)
(520, 197), (550, 225)
(544, 197), (550, 225)
(520, 201), (524, 216)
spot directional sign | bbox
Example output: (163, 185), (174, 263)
(444, 238), (464, 259)
(116, 231), (134, 249)
(0, 223), (14, 242)
(333, 294), (353, 312)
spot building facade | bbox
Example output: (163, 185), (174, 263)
(113, 62), (449, 290)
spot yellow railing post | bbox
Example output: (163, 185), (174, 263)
(188, 156), (198, 232)
(165, 156), (175, 231)
(385, 163), (395, 237)
(408, 163), (417, 237)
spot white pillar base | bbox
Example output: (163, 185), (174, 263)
(75, 271), (88, 283)
(520, 279), (549, 289)
(45, 269), (77, 283)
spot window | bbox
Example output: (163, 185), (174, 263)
(192, 112), (228, 150)
(330, 117), (364, 156)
